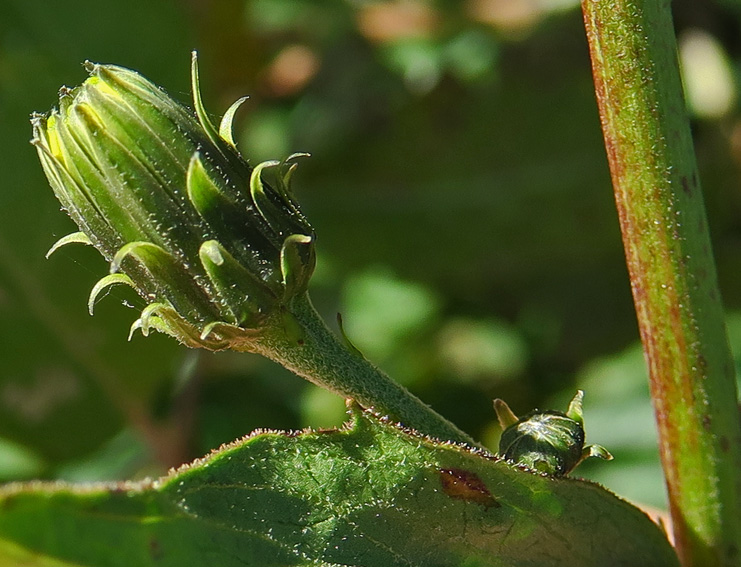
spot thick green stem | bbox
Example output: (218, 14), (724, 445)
(581, 0), (741, 565)
(254, 292), (476, 447)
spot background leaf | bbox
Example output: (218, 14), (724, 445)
(0, 0), (194, 474)
(3, 0), (741, 511)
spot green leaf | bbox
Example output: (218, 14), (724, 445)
(0, 409), (678, 567)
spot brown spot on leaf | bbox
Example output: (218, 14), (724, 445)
(0, 495), (16, 512)
(720, 436), (730, 453)
(728, 542), (739, 559)
(702, 414), (712, 431)
(681, 176), (691, 195)
(150, 538), (163, 560)
(439, 468), (499, 509)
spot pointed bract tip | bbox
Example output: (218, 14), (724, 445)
(200, 240), (225, 266)
(286, 152), (311, 162)
(566, 390), (585, 425)
(493, 398), (519, 430)
(128, 319), (143, 341)
(58, 86), (74, 99)
(88, 273), (135, 315)
(82, 60), (97, 74)
(587, 444), (613, 461)
(219, 96), (249, 147)
(336, 312), (365, 359)
(200, 321), (220, 341)
(46, 232), (93, 259)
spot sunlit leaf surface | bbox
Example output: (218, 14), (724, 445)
(0, 409), (677, 567)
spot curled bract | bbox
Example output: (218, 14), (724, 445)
(32, 52), (315, 351)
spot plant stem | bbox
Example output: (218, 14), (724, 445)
(581, 0), (741, 565)
(253, 292), (477, 447)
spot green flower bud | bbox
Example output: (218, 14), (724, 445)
(494, 391), (613, 476)
(32, 53), (315, 351)
(498, 409), (585, 476)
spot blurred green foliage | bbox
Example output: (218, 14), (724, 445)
(1, 0), (741, 511)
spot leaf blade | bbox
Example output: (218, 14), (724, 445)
(0, 410), (679, 567)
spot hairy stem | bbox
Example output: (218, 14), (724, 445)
(581, 0), (741, 565)
(254, 293), (477, 447)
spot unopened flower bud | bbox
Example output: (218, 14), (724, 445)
(494, 391), (612, 476)
(32, 53), (315, 350)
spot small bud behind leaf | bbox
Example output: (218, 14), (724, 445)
(495, 391), (612, 476)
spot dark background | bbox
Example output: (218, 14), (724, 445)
(2, 0), (741, 509)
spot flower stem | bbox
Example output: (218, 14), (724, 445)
(581, 0), (741, 565)
(254, 293), (477, 447)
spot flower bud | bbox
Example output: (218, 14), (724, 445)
(498, 409), (585, 476)
(494, 391), (612, 476)
(32, 53), (315, 350)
